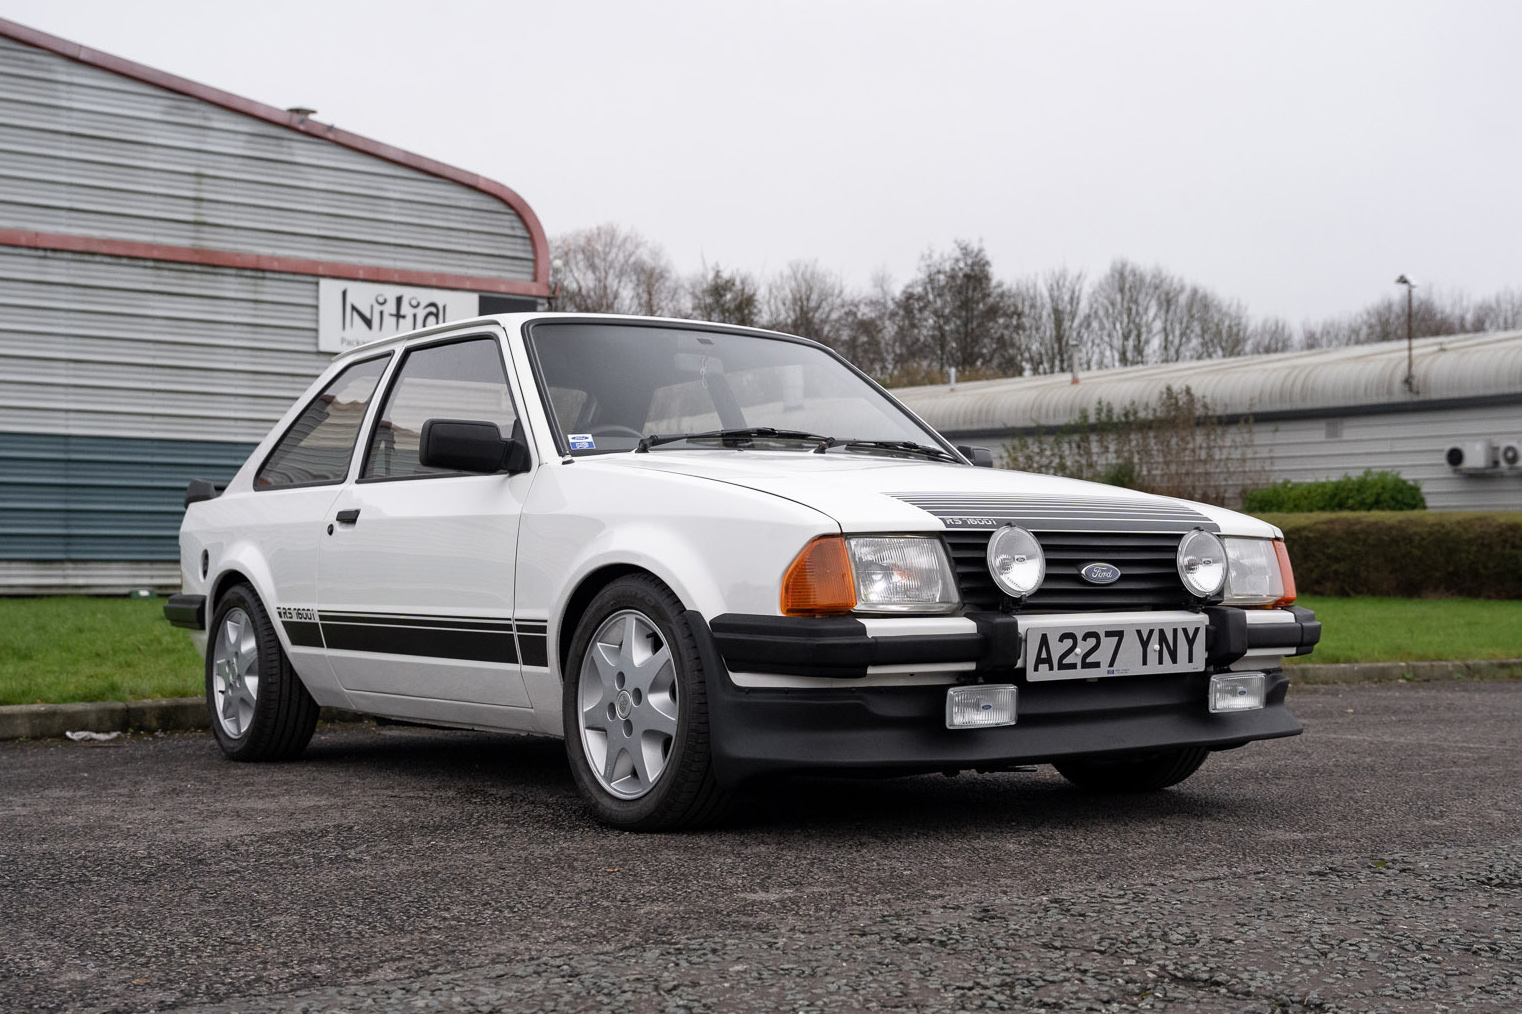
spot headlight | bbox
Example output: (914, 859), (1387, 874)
(847, 536), (960, 614)
(1221, 537), (1290, 606)
(986, 525), (1045, 598)
(1176, 529), (1227, 598)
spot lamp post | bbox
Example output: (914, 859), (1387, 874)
(1395, 274), (1416, 394)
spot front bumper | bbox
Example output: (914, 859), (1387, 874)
(689, 605), (1317, 784)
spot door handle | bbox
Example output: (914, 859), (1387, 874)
(335, 509), (361, 524)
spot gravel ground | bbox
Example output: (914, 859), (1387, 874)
(2, 680), (1519, 1013)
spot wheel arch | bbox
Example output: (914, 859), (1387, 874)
(556, 563), (657, 677)
(210, 568), (255, 609)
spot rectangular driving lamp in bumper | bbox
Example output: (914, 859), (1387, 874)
(1209, 672), (1267, 713)
(945, 684), (1018, 729)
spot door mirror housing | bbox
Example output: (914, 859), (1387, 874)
(957, 445), (994, 468)
(419, 419), (532, 475)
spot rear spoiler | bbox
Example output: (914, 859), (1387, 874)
(184, 479), (229, 508)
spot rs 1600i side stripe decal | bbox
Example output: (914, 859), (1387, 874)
(316, 612), (518, 664)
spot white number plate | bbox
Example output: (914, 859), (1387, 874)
(1022, 613), (1207, 681)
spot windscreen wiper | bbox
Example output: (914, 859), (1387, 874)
(815, 438), (960, 462)
(637, 427), (835, 452)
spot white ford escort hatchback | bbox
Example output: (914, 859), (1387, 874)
(167, 314), (1319, 829)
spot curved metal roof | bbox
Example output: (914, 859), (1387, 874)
(895, 329), (1522, 437)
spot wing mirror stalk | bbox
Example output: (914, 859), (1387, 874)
(419, 419), (532, 475)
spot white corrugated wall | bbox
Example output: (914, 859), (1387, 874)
(0, 34), (535, 279)
(0, 27), (545, 591)
(0, 246), (325, 442)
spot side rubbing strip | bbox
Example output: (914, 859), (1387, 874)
(282, 620), (325, 648)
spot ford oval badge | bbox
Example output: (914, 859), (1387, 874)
(1080, 562), (1122, 585)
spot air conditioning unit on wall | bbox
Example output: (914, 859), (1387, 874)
(1502, 442), (1522, 468)
(1445, 441), (1499, 471)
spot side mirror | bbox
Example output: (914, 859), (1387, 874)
(419, 419), (532, 475)
(957, 445), (994, 468)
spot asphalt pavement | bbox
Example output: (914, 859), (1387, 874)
(2, 680), (1519, 1013)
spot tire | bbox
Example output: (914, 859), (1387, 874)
(563, 575), (729, 830)
(1053, 746), (1210, 793)
(206, 583), (320, 762)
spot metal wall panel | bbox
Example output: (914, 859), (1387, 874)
(0, 560), (180, 594)
(1252, 406), (1522, 511)
(0, 431), (255, 562)
(0, 246), (328, 442)
(0, 35), (533, 279)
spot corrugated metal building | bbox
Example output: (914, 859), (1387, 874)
(896, 330), (1522, 510)
(0, 19), (551, 593)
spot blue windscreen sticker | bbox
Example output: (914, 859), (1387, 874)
(568, 434), (596, 450)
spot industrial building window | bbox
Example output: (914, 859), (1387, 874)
(361, 337), (518, 480)
(255, 356), (390, 489)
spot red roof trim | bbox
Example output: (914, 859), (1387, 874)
(0, 228), (546, 296)
(0, 17), (550, 296)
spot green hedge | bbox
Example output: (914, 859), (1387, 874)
(1261, 512), (1522, 599)
(1244, 470), (1426, 513)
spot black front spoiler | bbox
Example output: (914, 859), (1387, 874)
(688, 609), (1306, 785)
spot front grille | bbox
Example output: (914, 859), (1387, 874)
(944, 530), (1189, 613)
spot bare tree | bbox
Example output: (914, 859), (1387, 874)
(1472, 289), (1522, 331)
(896, 240), (1027, 377)
(1089, 259), (1158, 367)
(1246, 317), (1296, 355)
(558, 220), (1522, 384)
(687, 263), (761, 327)
(762, 260), (850, 348)
(1189, 288), (1254, 359)
(839, 270), (898, 377)
(1042, 268), (1092, 373)
(551, 224), (682, 315)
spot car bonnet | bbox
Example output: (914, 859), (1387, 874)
(593, 452), (1278, 538)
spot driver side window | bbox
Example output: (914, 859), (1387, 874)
(361, 337), (518, 480)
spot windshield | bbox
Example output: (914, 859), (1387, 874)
(526, 322), (951, 457)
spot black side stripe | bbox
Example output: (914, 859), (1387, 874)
(283, 620), (325, 648)
(515, 620), (549, 668)
(281, 610), (552, 666)
(321, 621), (517, 664)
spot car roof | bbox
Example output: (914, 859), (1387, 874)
(328, 312), (823, 366)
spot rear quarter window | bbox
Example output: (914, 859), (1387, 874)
(255, 355), (389, 489)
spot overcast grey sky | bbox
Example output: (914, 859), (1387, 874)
(5, 0), (1518, 322)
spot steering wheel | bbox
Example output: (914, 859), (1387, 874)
(588, 425), (645, 439)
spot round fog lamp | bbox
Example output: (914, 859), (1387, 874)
(986, 525), (1045, 598)
(1177, 529), (1227, 597)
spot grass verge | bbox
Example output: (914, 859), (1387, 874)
(2, 594), (1520, 706)
(1289, 595), (1522, 665)
(0, 597), (202, 706)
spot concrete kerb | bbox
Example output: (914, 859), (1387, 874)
(1288, 658), (1522, 684)
(0, 698), (364, 741)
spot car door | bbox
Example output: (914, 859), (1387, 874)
(245, 353), (392, 686)
(317, 331), (535, 724)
